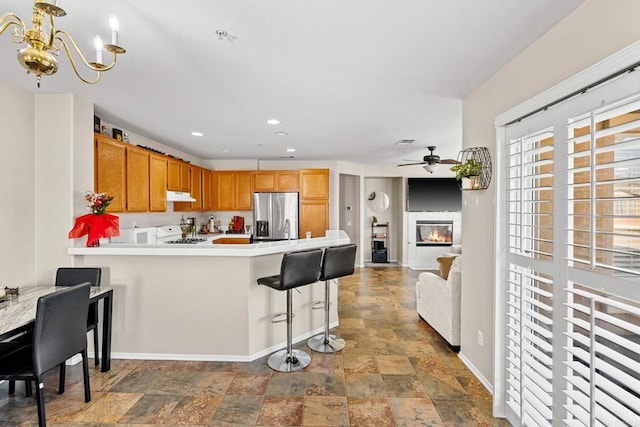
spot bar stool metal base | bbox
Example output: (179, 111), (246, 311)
(267, 349), (311, 372)
(307, 334), (346, 353)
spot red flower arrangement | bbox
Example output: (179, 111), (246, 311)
(68, 192), (119, 247)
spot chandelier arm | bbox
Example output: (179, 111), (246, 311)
(0, 13), (26, 38)
(54, 30), (118, 72)
(55, 36), (102, 84)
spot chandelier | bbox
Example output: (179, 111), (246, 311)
(0, 1), (125, 87)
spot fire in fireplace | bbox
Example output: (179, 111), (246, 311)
(416, 221), (453, 246)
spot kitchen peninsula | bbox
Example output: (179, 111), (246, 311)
(69, 231), (350, 361)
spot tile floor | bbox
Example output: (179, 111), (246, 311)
(0, 266), (509, 426)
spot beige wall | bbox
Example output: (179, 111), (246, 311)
(0, 82), (36, 285)
(461, 0), (640, 385)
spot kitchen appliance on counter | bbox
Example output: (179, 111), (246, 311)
(228, 216), (244, 233)
(253, 192), (299, 241)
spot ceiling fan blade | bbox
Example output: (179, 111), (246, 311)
(397, 162), (425, 167)
(440, 159), (460, 164)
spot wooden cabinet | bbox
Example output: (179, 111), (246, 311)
(95, 133), (168, 213)
(126, 146), (150, 212)
(212, 171), (253, 211)
(253, 170), (299, 192)
(299, 169), (329, 237)
(167, 158), (191, 192)
(174, 165), (206, 212)
(149, 154), (167, 212)
(95, 134), (126, 212)
(202, 169), (213, 211)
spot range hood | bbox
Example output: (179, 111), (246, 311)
(166, 191), (196, 202)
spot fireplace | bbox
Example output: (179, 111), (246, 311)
(416, 221), (453, 246)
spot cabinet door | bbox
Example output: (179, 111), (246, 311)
(235, 172), (253, 210)
(167, 159), (181, 191)
(202, 169), (213, 211)
(299, 169), (329, 199)
(126, 147), (150, 212)
(149, 154), (167, 212)
(179, 162), (191, 192)
(277, 171), (299, 191)
(213, 171), (235, 210)
(95, 135), (126, 212)
(299, 200), (328, 238)
(253, 171), (277, 192)
(191, 166), (203, 211)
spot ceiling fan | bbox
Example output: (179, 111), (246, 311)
(397, 146), (459, 172)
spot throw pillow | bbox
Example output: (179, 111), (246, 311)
(437, 256), (457, 280)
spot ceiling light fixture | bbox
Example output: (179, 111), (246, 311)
(286, 148), (296, 152)
(191, 131), (203, 137)
(274, 131), (288, 136)
(221, 149), (232, 153)
(423, 163), (439, 173)
(266, 119), (280, 125)
(0, 2), (126, 87)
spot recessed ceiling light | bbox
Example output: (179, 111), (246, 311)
(191, 131), (204, 137)
(286, 148), (296, 152)
(221, 149), (232, 153)
(267, 119), (280, 125)
(274, 131), (288, 136)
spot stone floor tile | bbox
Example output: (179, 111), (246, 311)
(347, 397), (395, 427)
(255, 396), (304, 426)
(388, 397), (444, 426)
(302, 396), (349, 426)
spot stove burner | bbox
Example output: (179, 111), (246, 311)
(163, 237), (207, 244)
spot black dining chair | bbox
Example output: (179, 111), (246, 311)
(0, 282), (92, 427)
(55, 267), (102, 366)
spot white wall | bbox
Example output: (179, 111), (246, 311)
(461, 0), (640, 386)
(0, 82), (36, 286)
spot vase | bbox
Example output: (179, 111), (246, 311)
(88, 239), (100, 247)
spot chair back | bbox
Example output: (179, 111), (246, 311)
(33, 283), (90, 375)
(278, 248), (324, 290)
(55, 267), (101, 287)
(320, 244), (357, 281)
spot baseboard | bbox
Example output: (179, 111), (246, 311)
(458, 351), (494, 395)
(94, 321), (339, 363)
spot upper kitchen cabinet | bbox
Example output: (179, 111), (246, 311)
(126, 145), (150, 212)
(174, 165), (205, 212)
(253, 170), (299, 192)
(94, 133), (167, 213)
(299, 169), (329, 237)
(167, 158), (191, 192)
(299, 169), (329, 199)
(149, 153), (167, 212)
(202, 169), (213, 211)
(212, 171), (253, 211)
(94, 134), (126, 212)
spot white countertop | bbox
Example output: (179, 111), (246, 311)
(68, 230), (350, 257)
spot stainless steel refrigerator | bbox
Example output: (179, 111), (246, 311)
(253, 192), (299, 241)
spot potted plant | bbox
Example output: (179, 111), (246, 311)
(372, 215), (378, 226)
(450, 159), (483, 189)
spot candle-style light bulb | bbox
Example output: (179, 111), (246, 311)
(94, 35), (104, 64)
(108, 14), (119, 45)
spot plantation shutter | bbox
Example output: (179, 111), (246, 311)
(498, 65), (640, 426)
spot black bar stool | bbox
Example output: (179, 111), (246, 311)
(308, 243), (357, 353)
(257, 248), (324, 372)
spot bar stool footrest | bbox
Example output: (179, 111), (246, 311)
(270, 312), (293, 323)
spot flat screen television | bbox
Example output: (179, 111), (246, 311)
(407, 178), (461, 212)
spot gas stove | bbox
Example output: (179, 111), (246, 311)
(155, 225), (211, 245)
(163, 237), (207, 244)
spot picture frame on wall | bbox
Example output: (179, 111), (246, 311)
(94, 116), (101, 133)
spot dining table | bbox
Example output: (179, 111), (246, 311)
(0, 284), (114, 372)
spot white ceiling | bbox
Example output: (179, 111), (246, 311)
(0, 0), (583, 166)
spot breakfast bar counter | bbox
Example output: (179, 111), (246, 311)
(68, 231), (350, 362)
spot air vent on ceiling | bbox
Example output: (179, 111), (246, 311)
(396, 139), (415, 145)
(278, 155), (296, 159)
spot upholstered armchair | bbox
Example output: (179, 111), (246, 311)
(415, 255), (461, 350)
